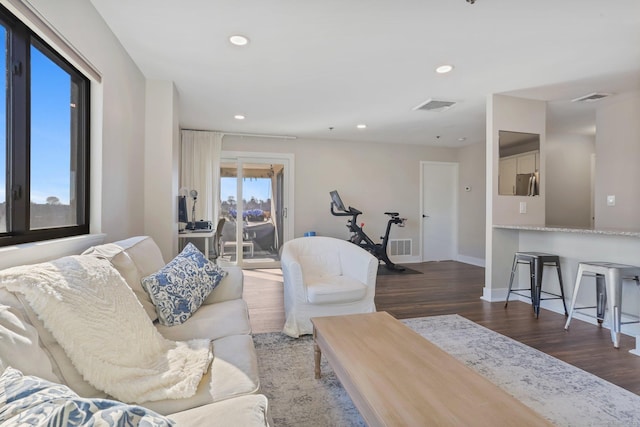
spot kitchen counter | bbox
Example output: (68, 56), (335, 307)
(493, 224), (640, 238)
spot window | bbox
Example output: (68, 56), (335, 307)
(0, 5), (90, 246)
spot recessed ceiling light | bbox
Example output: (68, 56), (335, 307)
(356, 124), (367, 129)
(234, 114), (245, 120)
(435, 64), (454, 74)
(229, 35), (249, 46)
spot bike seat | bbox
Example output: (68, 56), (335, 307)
(384, 212), (399, 217)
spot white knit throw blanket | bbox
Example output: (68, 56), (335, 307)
(0, 255), (212, 403)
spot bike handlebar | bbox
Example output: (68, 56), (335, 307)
(330, 203), (362, 217)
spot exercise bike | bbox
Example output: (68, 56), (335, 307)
(330, 190), (406, 271)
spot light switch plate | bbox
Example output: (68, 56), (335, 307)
(519, 202), (527, 214)
(607, 195), (616, 206)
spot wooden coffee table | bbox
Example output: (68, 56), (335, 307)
(311, 311), (553, 427)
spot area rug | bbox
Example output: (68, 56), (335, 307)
(252, 314), (640, 427)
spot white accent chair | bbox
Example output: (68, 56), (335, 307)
(280, 236), (378, 337)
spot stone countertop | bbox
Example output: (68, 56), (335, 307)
(493, 224), (640, 238)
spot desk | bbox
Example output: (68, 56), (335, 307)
(178, 230), (215, 258)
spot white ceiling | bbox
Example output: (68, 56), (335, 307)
(89, 0), (640, 147)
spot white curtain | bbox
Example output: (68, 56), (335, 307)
(180, 130), (223, 223)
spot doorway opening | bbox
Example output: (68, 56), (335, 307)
(218, 153), (293, 269)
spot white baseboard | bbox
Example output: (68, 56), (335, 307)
(481, 286), (508, 302)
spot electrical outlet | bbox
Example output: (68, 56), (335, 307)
(607, 195), (616, 206)
(519, 202), (527, 214)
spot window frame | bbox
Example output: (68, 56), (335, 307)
(0, 5), (90, 247)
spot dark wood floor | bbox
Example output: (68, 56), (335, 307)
(243, 261), (640, 395)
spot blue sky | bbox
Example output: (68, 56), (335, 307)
(30, 45), (72, 204)
(0, 29), (72, 205)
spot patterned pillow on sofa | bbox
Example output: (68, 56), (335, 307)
(141, 243), (227, 326)
(0, 367), (172, 426)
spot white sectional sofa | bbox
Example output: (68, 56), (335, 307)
(0, 236), (271, 426)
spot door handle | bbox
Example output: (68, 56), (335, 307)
(422, 214), (429, 218)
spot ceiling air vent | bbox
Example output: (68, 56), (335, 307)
(571, 92), (610, 103)
(413, 99), (456, 112)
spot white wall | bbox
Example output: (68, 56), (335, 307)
(485, 94), (546, 300)
(545, 133), (594, 228)
(222, 135), (485, 263)
(594, 91), (640, 230)
(144, 81), (180, 261)
(490, 95), (547, 226)
(27, 0), (147, 242)
(457, 141), (486, 262)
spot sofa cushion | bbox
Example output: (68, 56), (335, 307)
(0, 255), (212, 404)
(0, 302), (58, 383)
(141, 334), (260, 415)
(306, 276), (368, 304)
(82, 242), (159, 321)
(202, 266), (244, 304)
(0, 367), (173, 426)
(142, 243), (227, 326)
(156, 299), (251, 342)
(169, 394), (270, 427)
(0, 289), (106, 399)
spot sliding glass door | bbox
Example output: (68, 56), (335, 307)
(218, 153), (293, 269)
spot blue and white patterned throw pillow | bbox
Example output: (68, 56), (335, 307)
(141, 242), (228, 326)
(0, 367), (174, 426)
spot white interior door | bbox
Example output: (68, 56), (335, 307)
(421, 161), (458, 261)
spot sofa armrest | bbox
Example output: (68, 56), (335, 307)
(203, 266), (244, 305)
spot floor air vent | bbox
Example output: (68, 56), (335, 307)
(389, 239), (412, 256)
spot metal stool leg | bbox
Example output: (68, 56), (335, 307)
(606, 268), (623, 348)
(565, 264), (585, 330)
(504, 255), (519, 308)
(595, 274), (606, 325)
(533, 257), (543, 318)
(555, 261), (568, 315)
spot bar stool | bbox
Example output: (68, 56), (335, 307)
(505, 252), (568, 318)
(564, 262), (640, 348)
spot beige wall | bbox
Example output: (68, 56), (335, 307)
(223, 135), (486, 263)
(545, 133), (594, 228)
(594, 91), (640, 229)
